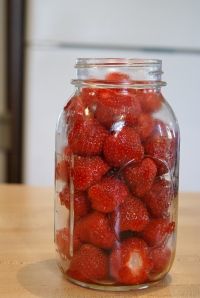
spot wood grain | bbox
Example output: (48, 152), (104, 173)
(0, 184), (200, 297)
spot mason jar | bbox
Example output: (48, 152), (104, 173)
(55, 58), (180, 291)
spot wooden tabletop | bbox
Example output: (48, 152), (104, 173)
(0, 185), (200, 298)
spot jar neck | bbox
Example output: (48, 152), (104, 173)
(71, 58), (166, 89)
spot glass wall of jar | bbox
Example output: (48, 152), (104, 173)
(55, 58), (180, 291)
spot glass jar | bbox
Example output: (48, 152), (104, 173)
(55, 58), (180, 291)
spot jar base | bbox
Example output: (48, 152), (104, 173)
(65, 275), (164, 292)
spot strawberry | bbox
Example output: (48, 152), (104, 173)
(123, 158), (157, 197)
(95, 90), (141, 128)
(79, 88), (98, 112)
(149, 245), (172, 274)
(144, 134), (176, 175)
(111, 196), (149, 233)
(67, 244), (108, 282)
(75, 211), (116, 249)
(88, 177), (129, 213)
(137, 90), (163, 113)
(105, 72), (130, 83)
(55, 227), (81, 259)
(142, 219), (175, 247)
(59, 186), (90, 219)
(68, 117), (108, 156)
(110, 237), (152, 284)
(135, 113), (154, 141)
(55, 159), (69, 182)
(143, 178), (173, 218)
(103, 126), (144, 167)
(73, 156), (109, 191)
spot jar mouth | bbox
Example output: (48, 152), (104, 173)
(74, 58), (166, 88)
(75, 58), (162, 68)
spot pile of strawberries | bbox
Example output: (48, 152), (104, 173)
(55, 72), (177, 286)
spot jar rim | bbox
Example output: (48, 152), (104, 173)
(75, 58), (162, 68)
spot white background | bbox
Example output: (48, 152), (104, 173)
(23, 0), (200, 191)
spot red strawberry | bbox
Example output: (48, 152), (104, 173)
(143, 178), (173, 218)
(123, 158), (157, 197)
(55, 227), (81, 259)
(103, 126), (144, 167)
(73, 156), (109, 191)
(142, 219), (175, 247)
(111, 196), (149, 233)
(75, 211), (116, 249)
(110, 237), (152, 284)
(59, 186), (90, 219)
(95, 90), (141, 128)
(55, 159), (69, 181)
(152, 119), (171, 137)
(67, 244), (108, 282)
(79, 88), (98, 112)
(88, 177), (129, 213)
(68, 117), (108, 156)
(149, 246), (172, 274)
(105, 72), (130, 82)
(135, 113), (154, 140)
(144, 134), (176, 175)
(137, 90), (163, 113)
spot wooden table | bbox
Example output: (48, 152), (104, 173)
(0, 185), (200, 298)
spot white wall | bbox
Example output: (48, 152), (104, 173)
(24, 0), (200, 191)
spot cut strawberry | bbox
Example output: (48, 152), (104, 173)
(149, 245), (172, 274)
(103, 126), (144, 167)
(75, 211), (116, 249)
(110, 237), (152, 284)
(143, 178), (173, 218)
(55, 227), (81, 259)
(73, 156), (109, 191)
(123, 158), (157, 197)
(142, 219), (175, 247)
(67, 244), (108, 282)
(88, 177), (129, 213)
(68, 117), (108, 156)
(59, 186), (90, 219)
(111, 196), (149, 233)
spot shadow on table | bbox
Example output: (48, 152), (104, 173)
(17, 259), (172, 298)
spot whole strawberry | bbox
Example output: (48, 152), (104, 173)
(59, 186), (90, 219)
(68, 117), (108, 156)
(142, 219), (175, 247)
(73, 156), (109, 191)
(55, 227), (81, 259)
(75, 211), (116, 249)
(144, 134), (176, 175)
(143, 178), (173, 218)
(103, 126), (144, 167)
(123, 158), (157, 197)
(137, 90), (163, 113)
(134, 113), (154, 141)
(149, 245), (172, 275)
(95, 89), (141, 128)
(88, 177), (129, 213)
(111, 196), (149, 233)
(110, 237), (152, 284)
(55, 159), (69, 182)
(67, 244), (108, 282)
